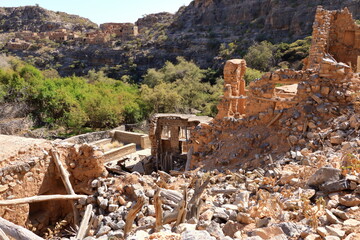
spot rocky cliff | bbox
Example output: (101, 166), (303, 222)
(0, 6), (97, 32)
(172, 0), (360, 41)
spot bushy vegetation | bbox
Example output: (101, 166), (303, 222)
(141, 57), (223, 116)
(0, 56), (143, 133)
(244, 37), (312, 72)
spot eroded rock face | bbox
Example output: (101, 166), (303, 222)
(174, 0), (360, 41)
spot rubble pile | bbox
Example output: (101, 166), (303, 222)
(71, 155), (360, 240)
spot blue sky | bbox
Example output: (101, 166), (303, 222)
(1, 0), (193, 25)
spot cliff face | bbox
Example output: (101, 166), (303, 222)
(173, 0), (360, 41)
(0, 6), (97, 32)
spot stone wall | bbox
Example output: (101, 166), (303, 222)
(112, 130), (150, 149)
(307, 6), (360, 71)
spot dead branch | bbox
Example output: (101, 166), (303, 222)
(0, 217), (44, 240)
(187, 177), (210, 220)
(0, 195), (87, 206)
(175, 185), (188, 226)
(124, 194), (145, 237)
(153, 188), (163, 232)
(75, 204), (93, 240)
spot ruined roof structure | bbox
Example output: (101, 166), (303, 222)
(188, 6), (360, 170)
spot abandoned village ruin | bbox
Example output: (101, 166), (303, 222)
(0, 5), (360, 240)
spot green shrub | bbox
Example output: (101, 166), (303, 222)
(244, 68), (264, 85)
(244, 41), (275, 72)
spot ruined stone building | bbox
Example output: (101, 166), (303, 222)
(149, 114), (212, 171)
(100, 22), (139, 39)
(15, 31), (39, 41)
(149, 6), (360, 171)
(6, 38), (31, 50)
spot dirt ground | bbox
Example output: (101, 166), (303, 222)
(0, 134), (48, 161)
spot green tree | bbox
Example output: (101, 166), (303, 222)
(140, 83), (181, 113)
(244, 41), (275, 72)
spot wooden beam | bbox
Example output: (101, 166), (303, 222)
(51, 150), (80, 226)
(76, 204), (93, 240)
(0, 217), (44, 240)
(0, 195), (87, 206)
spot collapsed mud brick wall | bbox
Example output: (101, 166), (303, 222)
(0, 140), (106, 234)
(188, 6), (360, 171)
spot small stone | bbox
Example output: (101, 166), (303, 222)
(200, 209), (213, 222)
(307, 167), (341, 188)
(234, 191), (250, 209)
(109, 230), (124, 238)
(145, 189), (155, 198)
(278, 222), (307, 237)
(96, 226), (111, 237)
(108, 204), (118, 212)
(316, 227), (328, 238)
(213, 208), (229, 221)
(324, 236), (340, 240)
(325, 209), (341, 224)
(325, 226), (345, 238)
(222, 220), (243, 238)
(177, 223), (197, 234)
(249, 226), (286, 239)
(288, 135), (298, 145)
(91, 179), (99, 188)
(206, 221), (224, 238)
(339, 194), (360, 207)
(237, 212), (253, 224)
(305, 234), (322, 240)
(181, 230), (216, 240)
(331, 209), (349, 220)
(343, 219), (360, 227)
(255, 217), (271, 228)
(330, 136), (344, 145)
(308, 122), (317, 129)
(99, 198), (108, 209)
(78, 197), (87, 206)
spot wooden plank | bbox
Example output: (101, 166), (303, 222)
(51, 150), (80, 227)
(75, 204), (93, 240)
(0, 195), (87, 206)
(0, 217), (44, 240)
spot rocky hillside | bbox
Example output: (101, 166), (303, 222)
(2, 1), (360, 79)
(172, 0), (360, 42)
(0, 6), (97, 32)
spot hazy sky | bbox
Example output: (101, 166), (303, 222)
(1, 0), (193, 25)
